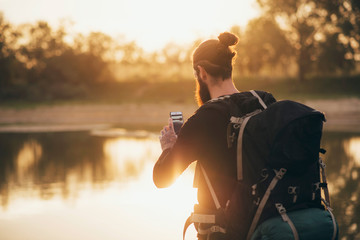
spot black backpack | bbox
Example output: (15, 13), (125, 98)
(183, 90), (336, 240)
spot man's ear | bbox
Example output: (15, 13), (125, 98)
(197, 65), (208, 82)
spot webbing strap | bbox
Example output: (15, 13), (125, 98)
(237, 115), (251, 181)
(233, 91), (265, 181)
(319, 158), (336, 239)
(235, 109), (262, 181)
(250, 90), (267, 109)
(321, 198), (337, 240)
(327, 205), (338, 240)
(319, 157), (331, 207)
(201, 165), (221, 209)
(246, 168), (287, 240)
(183, 213), (225, 240)
(275, 203), (299, 240)
(235, 90), (265, 180)
(191, 213), (216, 224)
(198, 225), (227, 236)
(183, 215), (193, 240)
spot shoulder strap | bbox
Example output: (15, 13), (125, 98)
(236, 110), (261, 180)
(250, 90), (267, 109)
(200, 164), (221, 210)
(235, 90), (266, 181)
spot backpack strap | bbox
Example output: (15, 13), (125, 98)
(183, 212), (223, 240)
(235, 90), (266, 180)
(183, 165), (226, 240)
(200, 164), (222, 210)
(234, 109), (262, 181)
(321, 199), (338, 240)
(275, 203), (299, 240)
(246, 168), (287, 240)
(319, 157), (337, 240)
(250, 90), (267, 109)
(319, 157), (331, 206)
(198, 225), (227, 236)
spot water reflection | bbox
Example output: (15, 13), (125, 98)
(0, 132), (166, 206)
(0, 130), (359, 239)
(321, 132), (360, 239)
(0, 132), (110, 207)
(0, 131), (198, 240)
(103, 137), (160, 180)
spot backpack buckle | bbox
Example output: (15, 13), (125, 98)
(275, 168), (287, 179)
(312, 182), (321, 200)
(288, 186), (299, 203)
(275, 203), (286, 214)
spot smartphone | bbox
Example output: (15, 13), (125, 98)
(170, 111), (183, 135)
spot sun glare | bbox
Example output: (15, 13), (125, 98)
(103, 135), (197, 205)
(103, 136), (161, 180)
(102, 136), (198, 239)
(16, 140), (42, 183)
(1, 134), (199, 240)
(0, 0), (259, 52)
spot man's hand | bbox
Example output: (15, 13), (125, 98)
(159, 118), (177, 151)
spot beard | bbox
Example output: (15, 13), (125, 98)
(195, 76), (211, 106)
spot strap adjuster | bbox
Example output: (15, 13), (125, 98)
(275, 168), (287, 179)
(210, 225), (226, 234)
(288, 186), (298, 194)
(275, 203), (286, 215)
(312, 182), (321, 191)
(288, 186), (299, 203)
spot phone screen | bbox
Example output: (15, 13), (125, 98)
(170, 112), (183, 135)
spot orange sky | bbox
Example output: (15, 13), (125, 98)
(0, 0), (260, 51)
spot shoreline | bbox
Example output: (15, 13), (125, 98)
(0, 98), (359, 133)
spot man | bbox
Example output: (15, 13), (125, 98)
(153, 32), (338, 240)
(153, 32), (276, 239)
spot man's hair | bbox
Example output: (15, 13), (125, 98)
(192, 32), (239, 80)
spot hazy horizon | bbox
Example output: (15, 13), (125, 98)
(0, 0), (260, 52)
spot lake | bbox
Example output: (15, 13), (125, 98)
(0, 129), (359, 240)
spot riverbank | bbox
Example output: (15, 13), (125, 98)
(0, 98), (359, 133)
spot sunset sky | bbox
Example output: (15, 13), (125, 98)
(0, 0), (260, 51)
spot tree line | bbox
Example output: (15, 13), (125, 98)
(0, 0), (359, 101)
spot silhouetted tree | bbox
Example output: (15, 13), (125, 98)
(235, 17), (293, 76)
(0, 13), (26, 98)
(316, 0), (359, 75)
(256, 0), (358, 81)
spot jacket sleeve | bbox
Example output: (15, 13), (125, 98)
(152, 113), (200, 188)
(153, 148), (191, 188)
(153, 107), (224, 188)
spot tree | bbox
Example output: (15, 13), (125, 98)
(237, 17), (293, 76)
(0, 13), (14, 88)
(316, 32), (354, 75)
(316, 0), (360, 74)
(19, 21), (68, 69)
(256, 0), (359, 81)
(119, 41), (142, 64)
(0, 13), (26, 98)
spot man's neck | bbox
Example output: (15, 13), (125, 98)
(209, 78), (239, 99)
